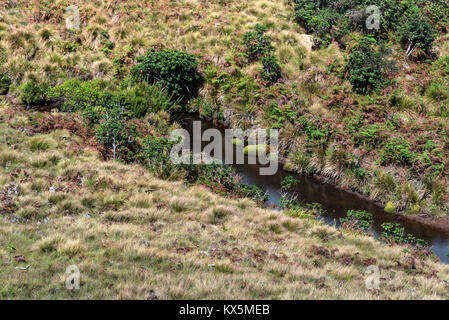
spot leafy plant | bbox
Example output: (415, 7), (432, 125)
(345, 37), (396, 94)
(281, 176), (299, 191)
(380, 137), (415, 165)
(242, 24), (274, 62)
(47, 79), (108, 113)
(96, 93), (141, 162)
(398, 12), (435, 59)
(340, 210), (373, 230)
(19, 79), (48, 106)
(381, 222), (427, 248)
(260, 54), (281, 84)
(131, 48), (202, 101)
(0, 73), (11, 94)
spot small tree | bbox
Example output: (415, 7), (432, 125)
(260, 54), (281, 84)
(96, 93), (140, 162)
(345, 37), (396, 94)
(131, 48), (202, 101)
(399, 13), (435, 59)
(242, 24), (274, 62)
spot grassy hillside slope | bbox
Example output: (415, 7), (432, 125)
(0, 0), (448, 219)
(1, 102), (449, 299)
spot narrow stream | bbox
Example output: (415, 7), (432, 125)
(177, 114), (449, 263)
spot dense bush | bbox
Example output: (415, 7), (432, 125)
(122, 82), (179, 118)
(0, 73), (11, 95)
(345, 37), (396, 94)
(398, 12), (435, 59)
(260, 54), (281, 84)
(131, 48), (202, 101)
(380, 137), (415, 165)
(293, 1), (350, 48)
(292, 0), (441, 50)
(19, 80), (48, 106)
(96, 93), (141, 162)
(47, 79), (108, 113)
(242, 24), (274, 62)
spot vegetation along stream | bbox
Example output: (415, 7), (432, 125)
(178, 114), (449, 263)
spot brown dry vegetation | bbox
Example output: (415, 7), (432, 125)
(1, 101), (449, 299)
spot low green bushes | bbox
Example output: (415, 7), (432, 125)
(242, 24), (274, 62)
(380, 137), (415, 165)
(260, 54), (281, 84)
(0, 73), (11, 94)
(340, 210), (373, 230)
(345, 37), (396, 94)
(19, 80), (49, 106)
(131, 48), (202, 101)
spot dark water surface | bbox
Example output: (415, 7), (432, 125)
(177, 114), (449, 263)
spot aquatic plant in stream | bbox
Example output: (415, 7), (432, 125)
(380, 222), (428, 248)
(340, 210), (373, 231)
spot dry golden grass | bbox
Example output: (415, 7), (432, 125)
(0, 103), (449, 299)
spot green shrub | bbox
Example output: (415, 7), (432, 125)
(242, 24), (274, 62)
(131, 48), (202, 101)
(380, 137), (415, 165)
(95, 93), (141, 162)
(123, 82), (179, 118)
(340, 210), (373, 230)
(0, 73), (11, 95)
(354, 123), (386, 150)
(260, 54), (281, 84)
(398, 12), (435, 59)
(139, 136), (183, 180)
(19, 80), (48, 106)
(345, 37), (396, 94)
(292, 0), (350, 48)
(47, 79), (108, 113)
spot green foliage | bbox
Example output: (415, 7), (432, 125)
(380, 137), (415, 165)
(47, 79), (108, 113)
(281, 176), (299, 191)
(140, 136), (183, 180)
(235, 183), (269, 202)
(340, 210), (373, 230)
(299, 116), (330, 144)
(131, 48), (202, 101)
(426, 82), (449, 102)
(381, 222), (427, 247)
(345, 37), (396, 94)
(19, 80), (48, 106)
(0, 73), (11, 94)
(122, 82), (179, 118)
(260, 54), (281, 84)
(354, 123), (386, 150)
(384, 201), (396, 213)
(292, 0), (350, 48)
(398, 12), (435, 59)
(95, 93), (141, 162)
(242, 24), (274, 62)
